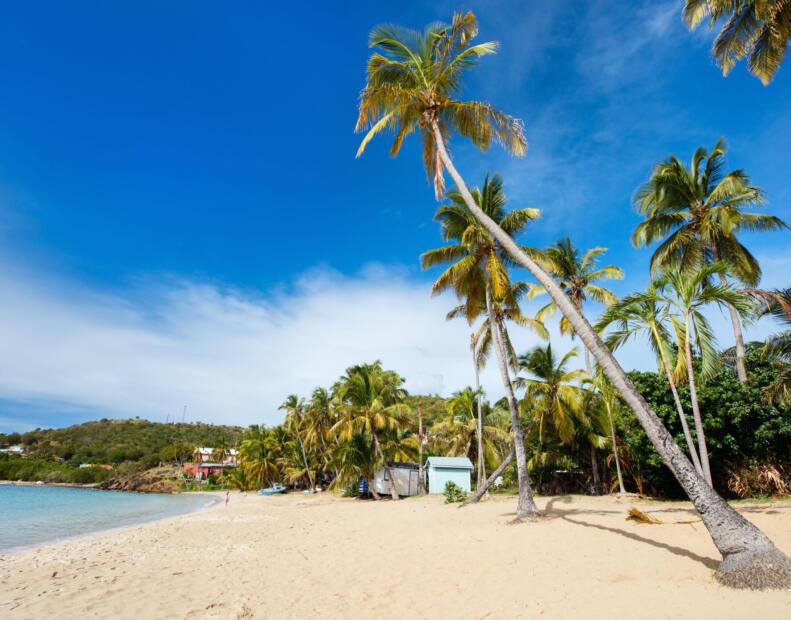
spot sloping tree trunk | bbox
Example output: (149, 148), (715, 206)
(430, 119), (791, 588)
(367, 475), (381, 501)
(604, 399), (626, 494)
(650, 324), (704, 476)
(683, 320), (713, 485)
(472, 334), (486, 489)
(460, 447), (515, 507)
(485, 282), (539, 519)
(711, 240), (748, 384)
(371, 429), (400, 500)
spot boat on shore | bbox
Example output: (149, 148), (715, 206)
(258, 484), (286, 496)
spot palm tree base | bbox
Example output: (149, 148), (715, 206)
(716, 546), (791, 590)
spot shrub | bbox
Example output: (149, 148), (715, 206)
(443, 481), (467, 503)
(727, 460), (790, 498)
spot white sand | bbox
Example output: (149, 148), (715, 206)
(1, 492), (790, 619)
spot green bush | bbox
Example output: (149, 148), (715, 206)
(443, 481), (467, 503)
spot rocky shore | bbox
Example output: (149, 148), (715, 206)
(98, 465), (183, 493)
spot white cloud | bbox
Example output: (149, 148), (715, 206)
(0, 261), (554, 430)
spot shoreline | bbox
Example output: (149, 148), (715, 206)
(1, 486), (223, 556)
(2, 493), (790, 618)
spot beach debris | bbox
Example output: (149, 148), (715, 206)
(626, 507), (701, 525)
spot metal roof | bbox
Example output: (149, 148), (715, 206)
(424, 457), (474, 469)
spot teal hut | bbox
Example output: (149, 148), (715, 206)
(425, 457), (474, 494)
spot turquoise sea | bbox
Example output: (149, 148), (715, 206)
(0, 484), (216, 554)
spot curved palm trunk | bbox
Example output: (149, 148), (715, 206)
(367, 475), (381, 500)
(583, 348), (601, 494)
(605, 400), (626, 494)
(430, 119), (791, 587)
(711, 241), (748, 384)
(472, 335), (486, 489)
(460, 447), (515, 507)
(683, 320), (713, 485)
(486, 281), (539, 519)
(371, 429), (400, 500)
(650, 324), (704, 476)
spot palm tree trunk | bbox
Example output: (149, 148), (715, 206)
(683, 319), (712, 485)
(583, 348), (601, 494)
(485, 281), (539, 519)
(472, 335), (486, 489)
(651, 324), (704, 476)
(367, 476), (381, 501)
(430, 119), (791, 587)
(711, 241), (748, 383)
(371, 429), (400, 500)
(605, 400), (626, 494)
(460, 447), (515, 507)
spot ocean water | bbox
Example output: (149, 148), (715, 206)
(0, 484), (217, 554)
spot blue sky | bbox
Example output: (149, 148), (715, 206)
(1, 1), (789, 432)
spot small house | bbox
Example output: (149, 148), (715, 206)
(372, 461), (421, 497)
(425, 457), (474, 494)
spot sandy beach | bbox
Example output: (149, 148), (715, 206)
(1, 492), (790, 619)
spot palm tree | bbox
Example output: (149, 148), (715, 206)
(652, 264), (755, 485)
(304, 387), (337, 479)
(357, 11), (791, 585)
(632, 139), (786, 383)
(589, 375), (626, 494)
(239, 425), (279, 488)
(515, 344), (603, 490)
(210, 437), (230, 488)
(595, 281), (704, 476)
(331, 361), (411, 500)
(682, 1), (791, 84)
(529, 237), (623, 490)
(431, 388), (509, 478)
(279, 395), (314, 490)
(327, 433), (378, 496)
(421, 172), (543, 518)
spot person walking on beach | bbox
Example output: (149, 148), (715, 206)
(225, 491), (230, 506)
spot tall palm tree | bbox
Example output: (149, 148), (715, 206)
(589, 375), (626, 494)
(529, 237), (623, 490)
(356, 11), (791, 584)
(279, 395), (314, 490)
(304, 387), (337, 478)
(331, 361), (411, 500)
(421, 172), (543, 518)
(652, 264), (755, 485)
(682, 1), (791, 84)
(633, 139), (786, 383)
(595, 281), (704, 476)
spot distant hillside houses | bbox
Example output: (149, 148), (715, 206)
(183, 446), (239, 480)
(0, 445), (24, 455)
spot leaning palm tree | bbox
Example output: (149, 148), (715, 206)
(682, 1), (791, 84)
(279, 395), (315, 490)
(652, 264), (755, 485)
(356, 11), (791, 585)
(595, 281), (704, 476)
(633, 139), (786, 383)
(588, 375), (626, 494)
(331, 362), (411, 500)
(421, 172), (543, 518)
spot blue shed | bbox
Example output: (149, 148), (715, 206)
(425, 457), (474, 494)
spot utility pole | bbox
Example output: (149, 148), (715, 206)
(418, 404), (426, 494)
